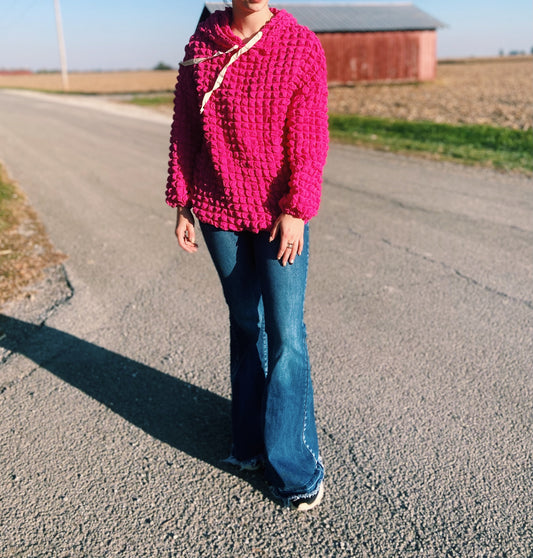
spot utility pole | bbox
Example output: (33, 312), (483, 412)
(54, 0), (69, 91)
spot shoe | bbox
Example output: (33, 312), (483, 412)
(289, 483), (324, 511)
(222, 455), (262, 471)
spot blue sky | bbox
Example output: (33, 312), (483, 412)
(0, 0), (531, 71)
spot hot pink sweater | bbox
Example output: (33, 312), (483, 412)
(166, 7), (329, 232)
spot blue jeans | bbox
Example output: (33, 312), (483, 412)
(199, 221), (324, 500)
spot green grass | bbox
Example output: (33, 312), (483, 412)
(329, 114), (533, 174)
(127, 94), (173, 107)
(0, 172), (16, 235)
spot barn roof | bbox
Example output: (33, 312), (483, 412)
(203, 2), (444, 32)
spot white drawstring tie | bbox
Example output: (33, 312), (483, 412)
(180, 32), (263, 114)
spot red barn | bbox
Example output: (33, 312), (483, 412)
(0, 70), (32, 76)
(201, 2), (444, 83)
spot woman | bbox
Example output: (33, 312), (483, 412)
(166, 0), (329, 511)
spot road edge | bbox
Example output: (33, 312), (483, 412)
(0, 263), (74, 364)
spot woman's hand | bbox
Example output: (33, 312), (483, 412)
(269, 213), (305, 266)
(175, 206), (198, 253)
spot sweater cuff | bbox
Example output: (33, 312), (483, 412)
(278, 198), (312, 222)
(165, 185), (192, 209)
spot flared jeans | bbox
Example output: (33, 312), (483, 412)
(199, 221), (324, 500)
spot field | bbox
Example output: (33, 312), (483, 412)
(329, 57), (532, 131)
(0, 70), (178, 94)
(0, 57), (531, 130)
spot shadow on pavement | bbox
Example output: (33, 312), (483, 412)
(0, 314), (268, 495)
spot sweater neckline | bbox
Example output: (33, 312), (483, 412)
(208, 7), (286, 49)
(229, 7), (276, 43)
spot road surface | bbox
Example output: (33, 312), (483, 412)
(0, 89), (532, 557)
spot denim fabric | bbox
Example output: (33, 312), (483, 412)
(199, 221), (324, 499)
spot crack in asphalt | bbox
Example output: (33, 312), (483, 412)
(327, 178), (532, 237)
(0, 264), (75, 394)
(47, 264), (75, 315)
(1, 364), (42, 392)
(346, 226), (532, 308)
(380, 238), (533, 310)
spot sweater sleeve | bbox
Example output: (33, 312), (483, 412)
(278, 36), (329, 222)
(165, 55), (202, 208)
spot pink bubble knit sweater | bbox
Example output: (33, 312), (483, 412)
(166, 7), (329, 233)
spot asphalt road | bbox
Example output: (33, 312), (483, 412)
(0, 89), (532, 557)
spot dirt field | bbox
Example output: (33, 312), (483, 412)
(0, 70), (177, 94)
(0, 57), (531, 129)
(329, 57), (533, 130)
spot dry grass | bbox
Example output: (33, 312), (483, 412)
(0, 70), (177, 94)
(0, 166), (66, 307)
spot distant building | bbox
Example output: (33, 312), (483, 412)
(0, 70), (32, 76)
(201, 2), (444, 83)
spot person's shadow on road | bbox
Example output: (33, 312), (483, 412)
(0, 314), (269, 497)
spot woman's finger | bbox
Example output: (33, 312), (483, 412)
(289, 238), (303, 264)
(175, 210), (198, 253)
(280, 239), (297, 266)
(278, 237), (293, 261)
(177, 227), (189, 251)
(271, 213), (305, 262)
(269, 218), (280, 243)
(182, 225), (198, 253)
(287, 243), (298, 265)
(185, 225), (196, 246)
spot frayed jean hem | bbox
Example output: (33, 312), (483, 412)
(269, 459), (324, 503)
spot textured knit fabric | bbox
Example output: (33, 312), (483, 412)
(166, 7), (329, 233)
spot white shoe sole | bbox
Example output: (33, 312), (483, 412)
(291, 483), (324, 511)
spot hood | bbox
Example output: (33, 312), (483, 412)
(183, 7), (299, 114)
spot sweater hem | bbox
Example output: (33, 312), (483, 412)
(194, 210), (276, 234)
